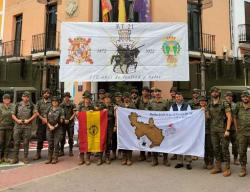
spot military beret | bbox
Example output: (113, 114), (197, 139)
(51, 96), (60, 102)
(2, 94), (10, 100)
(64, 92), (71, 98)
(98, 89), (106, 94)
(170, 87), (177, 93)
(22, 91), (30, 97)
(142, 86), (150, 92)
(241, 91), (250, 97)
(104, 93), (112, 98)
(154, 88), (162, 92)
(114, 92), (122, 97)
(130, 88), (138, 94)
(224, 91), (233, 97)
(198, 96), (207, 102)
(123, 92), (130, 98)
(42, 88), (51, 95)
(210, 86), (221, 93)
(82, 91), (92, 99)
(192, 88), (201, 94)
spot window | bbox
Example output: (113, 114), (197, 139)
(14, 14), (22, 56)
(46, 3), (57, 51)
(188, 3), (200, 52)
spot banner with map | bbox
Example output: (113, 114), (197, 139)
(117, 107), (205, 157)
(60, 22), (189, 82)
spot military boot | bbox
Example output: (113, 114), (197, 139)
(97, 153), (103, 166)
(59, 149), (64, 157)
(10, 158), (19, 164)
(207, 163), (214, 170)
(45, 152), (53, 164)
(121, 152), (127, 165)
(147, 152), (152, 162)
(105, 155), (111, 164)
(139, 152), (146, 161)
(223, 164), (231, 177)
(170, 154), (177, 160)
(23, 155), (29, 164)
(111, 150), (116, 160)
(69, 145), (74, 156)
(239, 166), (247, 177)
(85, 153), (91, 165)
(234, 158), (240, 165)
(118, 150), (122, 160)
(127, 152), (133, 166)
(163, 154), (170, 167)
(33, 150), (41, 160)
(52, 155), (58, 164)
(210, 161), (222, 174)
(78, 153), (85, 165)
(151, 156), (158, 166)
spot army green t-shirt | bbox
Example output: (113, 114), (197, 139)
(0, 103), (15, 129)
(234, 102), (250, 136)
(150, 98), (169, 111)
(76, 102), (94, 112)
(208, 100), (231, 133)
(60, 101), (76, 120)
(36, 99), (51, 117)
(45, 106), (65, 126)
(188, 99), (200, 110)
(138, 97), (151, 110)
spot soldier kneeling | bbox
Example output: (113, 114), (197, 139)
(45, 96), (65, 164)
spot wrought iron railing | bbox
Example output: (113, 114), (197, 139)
(0, 40), (23, 57)
(189, 32), (216, 54)
(31, 31), (60, 54)
(238, 24), (250, 43)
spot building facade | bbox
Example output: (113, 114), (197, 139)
(1, 0), (234, 102)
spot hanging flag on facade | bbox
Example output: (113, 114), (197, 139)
(118, 0), (126, 22)
(133, 0), (152, 22)
(78, 110), (108, 153)
(101, 0), (112, 22)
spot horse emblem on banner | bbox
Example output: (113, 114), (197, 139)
(162, 36), (181, 66)
(66, 37), (93, 64)
(110, 25), (144, 74)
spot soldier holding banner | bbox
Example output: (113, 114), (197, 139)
(150, 88), (170, 167)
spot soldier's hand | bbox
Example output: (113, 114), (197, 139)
(24, 119), (30, 124)
(113, 126), (117, 132)
(65, 120), (69, 124)
(41, 118), (47, 124)
(17, 119), (23, 124)
(224, 130), (230, 137)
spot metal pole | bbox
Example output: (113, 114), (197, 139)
(199, 0), (206, 95)
(243, 56), (247, 87)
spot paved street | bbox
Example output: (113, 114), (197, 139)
(0, 149), (250, 192)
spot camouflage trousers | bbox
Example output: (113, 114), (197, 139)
(204, 134), (214, 165)
(0, 129), (13, 158)
(36, 122), (47, 151)
(238, 134), (250, 166)
(60, 124), (74, 150)
(211, 132), (230, 164)
(47, 128), (63, 157)
(229, 130), (238, 159)
(13, 128), (31, 157)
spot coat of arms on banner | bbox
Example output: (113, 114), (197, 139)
(111, 24), (144, 74)
(162, 36), (181, 66)
(66, 37), (93, 64)
(129, 112), (164, 148)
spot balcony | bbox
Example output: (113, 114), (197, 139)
(31, 32), (60, 57)
(239, 24), (250, 43)
(189, 32), (216, 54)
(0, 40), (23, 58)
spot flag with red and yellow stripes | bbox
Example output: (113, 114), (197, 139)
(78, 110), (108, 153)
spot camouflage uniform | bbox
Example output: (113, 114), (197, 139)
(233, 91), (250, 176)
(45, 97), (65, 164)
(0, 94), (15, 162)
(208, 87), (232, 176)
(12, 94), (37, 164)
(34, 97), (51, 159)
(150, 95), (170, 166)
(60, 97), (76, 156)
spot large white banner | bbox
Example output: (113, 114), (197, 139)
(117, 107), (205, 157)
(60, 22), (189, 82)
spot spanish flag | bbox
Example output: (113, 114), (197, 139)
(78, 110), (108, 153)
(118, 0), (126, 22)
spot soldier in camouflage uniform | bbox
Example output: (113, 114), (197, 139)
(33, 88), (51, 160)
(130, 88), (140, 109)
(77, 91), (95, 165)
(0, 94), (15, 163)
(208, 87), (232, 177)
(121, 92), (136, 166)
(224, 91), (239, 165)
(138, 86), (152, 162)
(112, 92), (123, 160)
(150, 88), (170, 166)
(59, 92), (76, 157)
(233, 91), (250, 177)
(11, 91), (37, 164)
(103, 93), (115, 164)
(199, 96), (214, 170)
(45, 96), (65, 164)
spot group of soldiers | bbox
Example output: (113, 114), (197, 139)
(0, 86), (249, 177)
